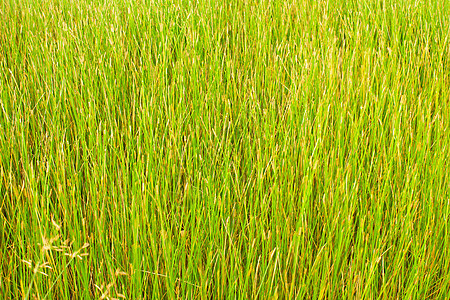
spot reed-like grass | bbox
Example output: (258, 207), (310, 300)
(1, 0), (450, 298)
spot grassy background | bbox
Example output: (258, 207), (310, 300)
(1, 0), (450, 298)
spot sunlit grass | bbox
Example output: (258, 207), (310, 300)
(1, 0), (450, 298)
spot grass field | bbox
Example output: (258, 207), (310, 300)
(1, 0), (450, 298)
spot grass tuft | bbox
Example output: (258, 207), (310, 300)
(1, 0), (450, 298)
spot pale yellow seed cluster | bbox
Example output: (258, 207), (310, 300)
(94, 269), (128, 300)
(21, 218), (90, 298)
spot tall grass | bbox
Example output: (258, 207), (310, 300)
(1, 0), (450, 298)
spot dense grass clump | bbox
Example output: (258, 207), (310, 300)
(1, 0), (450, 298)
